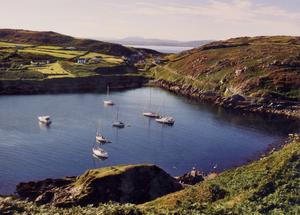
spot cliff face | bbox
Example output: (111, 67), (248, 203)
(16, 164), (182, 207)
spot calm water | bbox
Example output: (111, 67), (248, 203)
(0, 87), (299, 194)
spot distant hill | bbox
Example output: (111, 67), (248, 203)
(102, 36), (212, 48)
(0, 29), (158, 56)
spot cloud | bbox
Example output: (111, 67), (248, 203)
(124, 0), (300, 24)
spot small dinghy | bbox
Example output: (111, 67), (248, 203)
(38, 116), (52, 125)
(155, 116), (175, 125)
(92, 147), (108, 159)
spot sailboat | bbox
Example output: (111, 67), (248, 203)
(112, 108), (125, 128)
(103, 85), (114, 106)
(96, 126), (110, 144)
(143, 88), (160, 118)
(38, 116), (52, 125)
(155, 97), (175, 125)
(92, 146), (109, 159)
(155, 116), (175, 125)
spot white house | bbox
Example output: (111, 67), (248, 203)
(77, 58), (88, 64)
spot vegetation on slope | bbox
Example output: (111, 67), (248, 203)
(0, 41), (132, 80)
(0, 29), (137, 56)
(151, 36), (300, 101)
(143, 134), (300, 214)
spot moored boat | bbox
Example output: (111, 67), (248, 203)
(38, 116), (52, 125)
(103, 85), (114, 106)
(92, 147), (109, 159)
(155, 116), (175, 125)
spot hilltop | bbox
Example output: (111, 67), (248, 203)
(0, 29), (158, 56)
(151, 36), (300, 118)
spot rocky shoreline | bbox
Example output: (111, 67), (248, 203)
(0, 75), (148, 95)
(1, 75), (299, 120)
(149, 79), (300, 119)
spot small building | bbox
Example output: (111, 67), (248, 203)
(66, 47), (77, 50)
(30, 60), (50, 66)
(90, 56), (102, 63)
(77, 58), (89, 64)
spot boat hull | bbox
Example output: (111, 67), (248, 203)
(143, 112), (160, 118)
(104, 100), (114, 106)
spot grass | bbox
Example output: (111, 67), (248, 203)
(19, 48), (82, 59)
(74, 164), (152, 188)
(142, 134), (300, 214)
(0, 41), (128, 80)
(151, 36), (300, 100)
(0, 41), (31, 48)
(27, 62), (74, 78)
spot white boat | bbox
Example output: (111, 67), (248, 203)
(143, 88), (160, 118)
(112, 108), (125, 128)
(96, 134), (110, 144)
(155, 116), (175, 125)
(143, 112), (160, 118)
(103, 85), (114, 106)
(92, 147), (108, 159)
(38, 116), (52, 125)
(104, 100), (114, 106)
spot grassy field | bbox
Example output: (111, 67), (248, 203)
(26, 62), (74, 78)
(0, 41), (127, 80)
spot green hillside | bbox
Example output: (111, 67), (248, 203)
(151, 36), (300, 101)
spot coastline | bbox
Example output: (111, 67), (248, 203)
(0, 75), (148, 95)
(149, 79), (300, 120)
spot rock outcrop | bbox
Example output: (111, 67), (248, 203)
(16, 164), (182, 207)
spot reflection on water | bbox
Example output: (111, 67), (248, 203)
(0, 87), (299, 194)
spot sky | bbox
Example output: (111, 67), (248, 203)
(0, 0), (299, 41)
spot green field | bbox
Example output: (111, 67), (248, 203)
(0, 41), (127, 80)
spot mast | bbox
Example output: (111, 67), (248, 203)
(107, 85), (109, 98)
(149, 88), (152, 110)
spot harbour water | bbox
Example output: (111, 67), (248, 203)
(0, 87), (299, 194)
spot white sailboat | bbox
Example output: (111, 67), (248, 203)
(143, 88), (160, 118)
(38, 116), (52, 125)
(103, 85), (114, 106)
(96, 130), (110, 144)
(92, 146), (109, 159)
(155, 116), (175, 125)
(155, 98), (175, 125)
(112, 108), (125, 128)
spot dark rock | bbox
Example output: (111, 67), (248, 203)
(16, 164), (182, 207)
(176, 168), (205, 185)
(35, 191), (54, 205)
(16, 177), (75, 201)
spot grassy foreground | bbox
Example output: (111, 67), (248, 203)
(1, 135), (299, 215)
